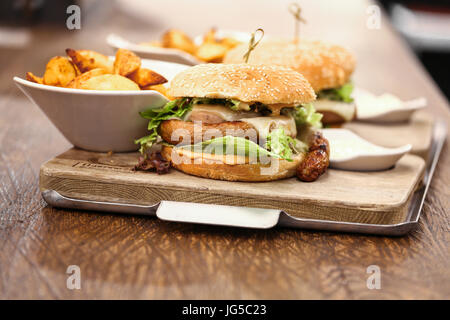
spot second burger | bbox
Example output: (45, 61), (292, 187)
(224, 40), (356, 125)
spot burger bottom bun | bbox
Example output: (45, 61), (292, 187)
(161, 145), (305, 182)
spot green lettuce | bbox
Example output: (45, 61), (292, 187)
(265, 128), (296, 161)
(135, 98), (192, 153)
(179, 129), (305, 162)
(293, 103), (323, 129)
(179, 136), (281, 160)
(136, 97), (258, 153)
(317, 82), (354, 103)
(191, 98), (247, 111)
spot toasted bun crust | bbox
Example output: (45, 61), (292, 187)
(168, 63), (316, 105)
(224, 40), (356, 92)
(161, 145), (304, 182)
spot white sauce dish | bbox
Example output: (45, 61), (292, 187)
(354, 87), (427, 123)
(322, 128), (412, 171)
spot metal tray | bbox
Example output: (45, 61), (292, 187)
(42, 120), (447, 236)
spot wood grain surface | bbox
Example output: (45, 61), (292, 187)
(0, 0), (449, 299)
(39, 148), (425, 225)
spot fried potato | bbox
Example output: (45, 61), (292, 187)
(195, 42), (228, 62)
(127, 68), (167, 88)
(66, 48), (114, 73)
(142, 84), (174, 99)
(113, 49), (141, 77)
(219, 37), (241, 49)
(66, 68), (108, 89)
(26, 72), (44, 84)
(161, 29), (197, 55)
(79, 74), (140, 91)
(43, 56), (78, 87)
(203, 28), (217, 43)
(139, 41), (162, 47)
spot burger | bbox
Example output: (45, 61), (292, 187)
(136, 63), (329, 182)
(224, 40), (356, 125)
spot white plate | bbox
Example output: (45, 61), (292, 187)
(354, 87), (427, 122)
(107, 34), (202, 66)
(107, 30), (252, 66)
(322, 128), (411, 171)
(14, 58), (189, 152)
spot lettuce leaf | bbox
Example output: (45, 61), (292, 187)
(179, 130), (305, 162)
(179, 136), (283, 161)
(293, 103), (323, 129)
(190, 98), (248, 111)
(136, 97), (258, 153)
(264, 128), (296, 161)
(229, 99), (244, 111)
(136, 98), (192, 153)
(317, 82), (354, 103)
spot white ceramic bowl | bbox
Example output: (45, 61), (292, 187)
(14, 59), (188, 152)
(354, 87), (427, 123)
(322, 128), (412, 171)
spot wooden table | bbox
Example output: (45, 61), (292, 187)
(0, 0), (448, 299)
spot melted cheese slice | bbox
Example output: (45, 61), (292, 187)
(241, 116), (297, 139)
(186, 104), (297, 139)
(314, 99), (356, 122)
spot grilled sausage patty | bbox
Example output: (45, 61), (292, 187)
(296, 131), (330, 182)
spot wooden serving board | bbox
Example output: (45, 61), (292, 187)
(40, 148), (426, 225)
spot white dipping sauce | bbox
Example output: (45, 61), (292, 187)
(329, 137), (386, 160)
(353, 88), (426, 120)
(322, 128), (412, 171)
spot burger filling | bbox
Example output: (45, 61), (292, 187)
(136, 97), (323, 162)
(315, 82), (355, 123)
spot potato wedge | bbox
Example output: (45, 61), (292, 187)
(43, 56), (78, 87)
(79, 74), (140, 91)
(26, 72), (44, 84)
(142, 84), (173, 99)
(196, 42), (228, 62)
(139, 41), (162, 47)
(66, 68), (108, 89)
(113, 49), (141, 77)
(203, 28), (217, 43)
(161, 29), (197, 55)
(127, 68), (167, 88)
(66, 48), (114, 73)
(220, 37), (241, 49)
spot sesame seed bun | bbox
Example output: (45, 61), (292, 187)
(224, 40), (356, 92)
(168, 63), (316, 105)
(161, 145), (305, 182)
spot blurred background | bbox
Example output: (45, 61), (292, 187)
(0, 0), (449, 100)
(379, 0), (450, 100)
